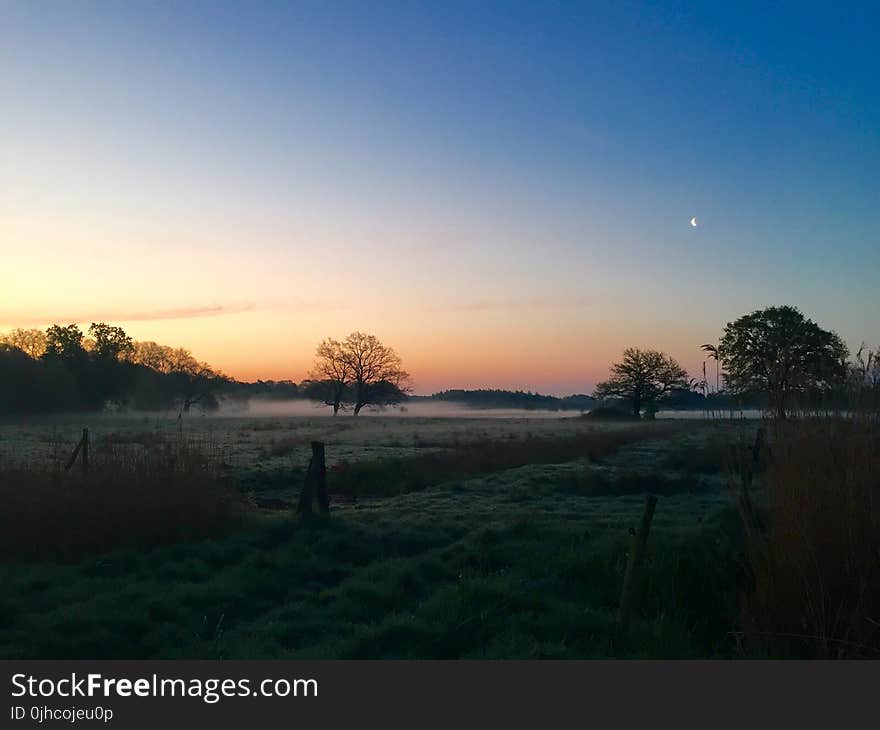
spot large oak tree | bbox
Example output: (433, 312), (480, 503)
(341, 332), (411, 415)
(308, 332), (410, 415)
(718, 305), (848, 419)
(594, 348), (690, 418)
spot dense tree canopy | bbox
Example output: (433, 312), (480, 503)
(431, 389), (595, 411)
(45, 324), (86, 361)
(89, 322), (134, 361)
(0, 323), (227, 414)
(718, 306), (848, 418)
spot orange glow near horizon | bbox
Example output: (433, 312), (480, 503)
(0, 301), (714, 395)
(2, 213), (721, 395)
(4, 4), (874, 395)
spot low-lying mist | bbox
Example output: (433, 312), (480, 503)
(241, 399), (581, 419)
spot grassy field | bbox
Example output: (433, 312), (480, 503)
(0, 413), (758, 658)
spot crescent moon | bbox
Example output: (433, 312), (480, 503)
(690, 217), (697, 227)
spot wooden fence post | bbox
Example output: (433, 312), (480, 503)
(735, 425), (766, 538)
(296, 441), (329, 515)
(312, 441), (329, 514)
(616, 494), (658, 632)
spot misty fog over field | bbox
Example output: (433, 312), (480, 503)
(243, 400), (583, 419)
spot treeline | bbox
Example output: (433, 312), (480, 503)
(0, 325), (413, 416)
(593, 305), (880, 419)
(428, 389), (595, 411)
(0, 324), (227, 415)
(5, 305), (877, 419)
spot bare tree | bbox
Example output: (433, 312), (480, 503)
(175, 359), (224, 413)
(134, 344), (224, 413)
(308, 338), (351, 415)
(131, 341), (176, 372)
(131, 342), (204, 376)
(340, 332), (411, 415)
(0, 328), (47, 359)
(594, 348), (690, 418)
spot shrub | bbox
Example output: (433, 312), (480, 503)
(581, 405), (641, 421)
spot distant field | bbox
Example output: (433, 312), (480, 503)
(0, 412), (670, 505)
(0, 412), (754, 659)
(0, 409), (599, 464)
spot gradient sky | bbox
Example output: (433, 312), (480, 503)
(2, 1), (878, 394)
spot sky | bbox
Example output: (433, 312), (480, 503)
(2, 1), (878, 394)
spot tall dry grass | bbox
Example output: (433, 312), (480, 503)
(738, 418), (880, 657)
(0, 434), (253, 562)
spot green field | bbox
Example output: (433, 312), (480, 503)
(0, 414), (753, 658)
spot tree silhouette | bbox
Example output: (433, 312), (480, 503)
(89, 322), (134, 361)
(130, 341), (177, 372)
(309, 338), (351, 415)
(0, 324), (234, 414)
(594, 348), (690, 418)
(340, 332), (410, 415)
(718, 305), (848, 419)
(165, 350), (224, 413)
(0, 328), (47, 359)
(701, 343), (721, 394)
(44, 324), (86, 361)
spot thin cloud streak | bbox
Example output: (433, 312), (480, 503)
(0, 296), (350, 328)
(0, 303), (255, 327)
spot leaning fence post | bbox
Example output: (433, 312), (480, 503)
(616, 494), (658, 632)
(296, 441), (329, 516)
(81, 428), (89, 476)
(65, 437), (83, 472)
(65, 429), (88, 473)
